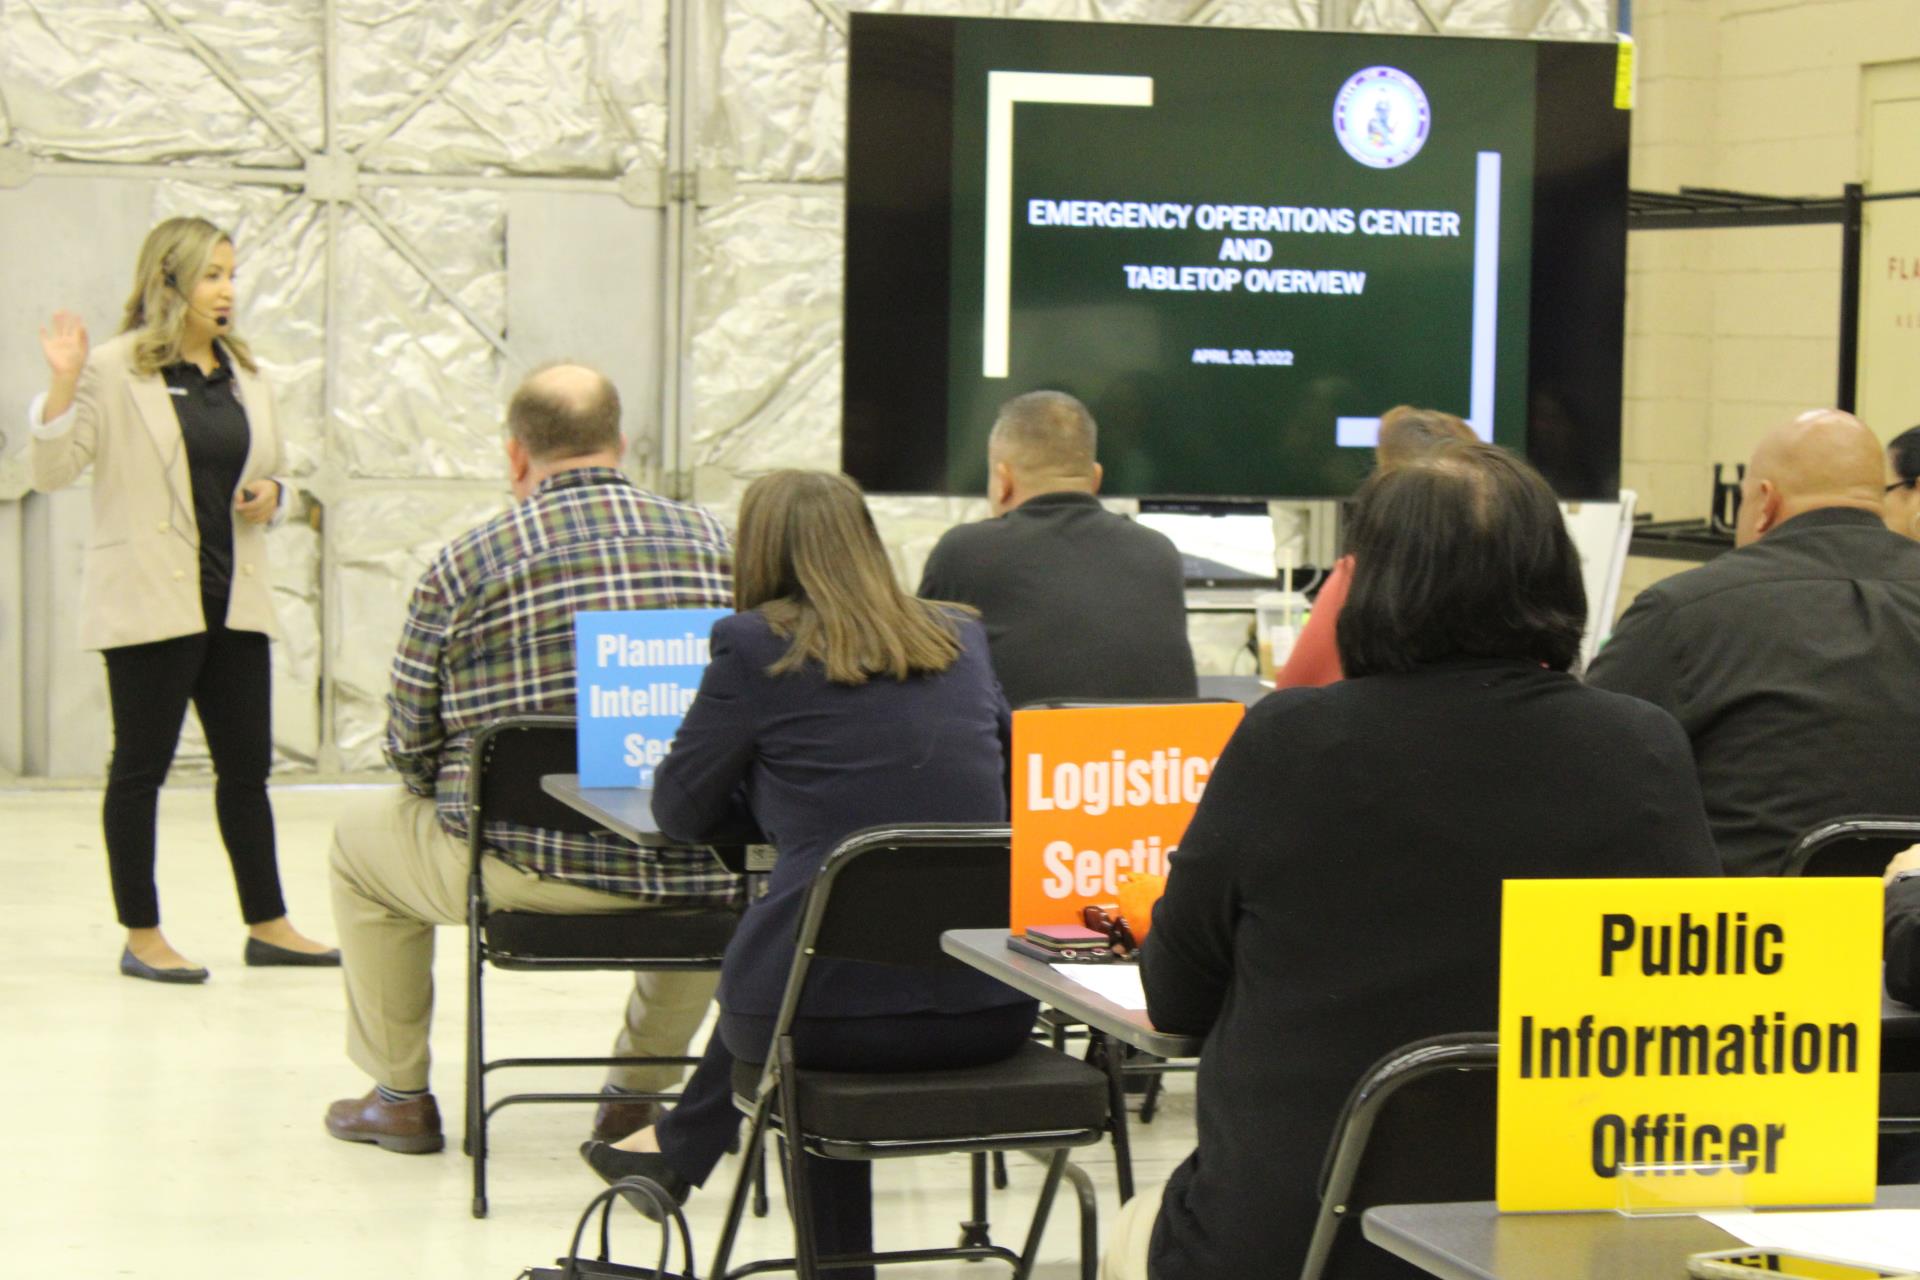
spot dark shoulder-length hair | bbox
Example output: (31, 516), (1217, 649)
(734, 469), (966, 685)
(1891, 424), (1920, 484)
(1335, 441), (1587, 678)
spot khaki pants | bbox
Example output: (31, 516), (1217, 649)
(1099, 1182), (1163, 1280)
(328, 787), (719, 1094)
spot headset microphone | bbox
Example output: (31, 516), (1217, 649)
(166, 272), (229, 327)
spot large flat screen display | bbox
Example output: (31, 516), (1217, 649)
(843, 15), (1630, 499)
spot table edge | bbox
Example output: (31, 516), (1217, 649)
(941, 928), (1201, 1058)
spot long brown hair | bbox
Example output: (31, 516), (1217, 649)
(121, 217), (258, 376)
(735, 470), (965, 684)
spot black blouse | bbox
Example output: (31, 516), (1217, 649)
(161, 347), (251, 604)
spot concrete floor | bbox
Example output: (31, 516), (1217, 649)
(0, 783), (1195, 1279)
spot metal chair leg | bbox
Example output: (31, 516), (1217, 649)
(752, 1141), (770, 1217)
(711, 1093), (776, 1280)
(1010, 1148), (1070, 1280)
(992, 1150), (1010, 1189)
(467, 915), (488, 1218)
(1062, 1158), (1100, 1280)
(1139, 1069), (1165, 1124)
(959, 1152), (993, 1248)
(1093, 1032), (1136, 1202)
(777, 1039), (822, 1280)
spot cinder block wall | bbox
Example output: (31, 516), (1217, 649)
(1617, 0), (1920, 608)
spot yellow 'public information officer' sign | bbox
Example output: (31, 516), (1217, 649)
(1497, 878), (1882, 1211)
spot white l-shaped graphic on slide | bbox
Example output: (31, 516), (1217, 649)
(984, 71), (1155, 379)
(1336, 149), (1503, 446)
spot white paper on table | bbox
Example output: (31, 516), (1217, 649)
(1051, 963), (1148, 1010)
(1698, 1209), (1920, 1270)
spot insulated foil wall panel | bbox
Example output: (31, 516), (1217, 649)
(688, 191), (844, 508)
(337, 0), (669, 175)
(0, 0), (313, 165)
(701, 0), (846, 183)
(265, 524), (325, 766)
(1171, 0), (1318, 26)
(333, 192), (507, 480)
(1415, 0), (1613, 37)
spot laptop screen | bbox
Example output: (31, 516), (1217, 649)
(1135, 500), (1277, 587)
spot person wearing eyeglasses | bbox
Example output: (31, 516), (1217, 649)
(1884, 423), (1920, 542)
(580, 470), (1036, 1276)
(28, 216), (335, 984)
(1587, 410), (1920, 878)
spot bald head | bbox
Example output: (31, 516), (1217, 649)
(1736, 409), (1885, 547)
(508, 362), (622, 463)
(986, 390), (1103, 514)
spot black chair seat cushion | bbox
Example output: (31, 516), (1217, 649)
(486, 907), (739, 962)
(731, 1040), (1108, 1143)
(1886, 1071), (1920, 1122)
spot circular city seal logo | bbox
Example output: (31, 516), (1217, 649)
(1333, 66), (1431, 169)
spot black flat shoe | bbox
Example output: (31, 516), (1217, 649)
(245, 937), (342, 968)
(579, 1141), (691, 1220)
(120, 948), (209, 984)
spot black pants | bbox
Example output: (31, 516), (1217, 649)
(100, 599), (283, 929)
(656, 1002), (1038, 1272)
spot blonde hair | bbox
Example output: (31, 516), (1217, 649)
(735, 470), (966, 685)
(121, 217), (257, 376)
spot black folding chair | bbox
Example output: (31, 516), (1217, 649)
(708, 824), (1108, 1280)
(465, 714), (743, 1218)
(1783, 815), (1920, 878)
(1301, 1033), (1499, 1280)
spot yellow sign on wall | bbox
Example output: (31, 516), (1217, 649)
(1498, 878), (1882, 1211)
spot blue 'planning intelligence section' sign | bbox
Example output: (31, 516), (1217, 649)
(573, 609), (730, 788)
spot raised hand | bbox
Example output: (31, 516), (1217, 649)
(40, 310), (89, 383)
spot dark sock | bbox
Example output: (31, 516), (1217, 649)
(377, 1085), (427, 1105)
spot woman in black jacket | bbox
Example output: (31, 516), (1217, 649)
(1109, 443), (1722, 1280)
(582, 470), (1035, 1271)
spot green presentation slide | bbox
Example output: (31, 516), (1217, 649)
(942, 23), (1537, 498)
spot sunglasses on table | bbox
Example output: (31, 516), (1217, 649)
(1081, 904), (1138, 953)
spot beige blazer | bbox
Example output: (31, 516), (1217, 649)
(30, 331), (284, 651)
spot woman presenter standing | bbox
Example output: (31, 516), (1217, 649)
(29, 216), (337, 983)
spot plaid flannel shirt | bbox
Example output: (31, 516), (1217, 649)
(384, 467), (739, 902)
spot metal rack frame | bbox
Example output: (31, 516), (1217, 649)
(1623, 183), (1920, 561)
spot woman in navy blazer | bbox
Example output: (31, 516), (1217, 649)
(583, 470), (1035, 1268)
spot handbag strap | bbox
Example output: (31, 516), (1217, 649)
(560, 1179), (697, 1280)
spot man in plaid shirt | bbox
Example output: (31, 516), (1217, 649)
(325, 363), (738, 1155)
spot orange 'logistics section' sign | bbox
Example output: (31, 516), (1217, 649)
(1009, 702), (1246, 935)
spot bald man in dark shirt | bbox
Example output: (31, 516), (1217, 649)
(1588, 410), (1920, 877)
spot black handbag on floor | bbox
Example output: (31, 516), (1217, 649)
(517, 1178), (698, 1280)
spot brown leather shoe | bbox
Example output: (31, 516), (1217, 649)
(591, 1092), (663, 1144)
(326, 1090), (445, 1154)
